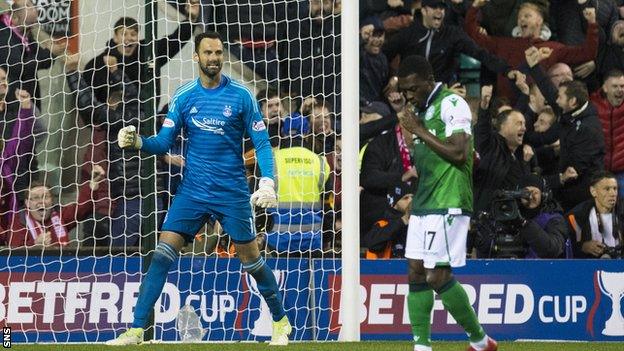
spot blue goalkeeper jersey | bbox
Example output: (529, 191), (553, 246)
(141, 75), (273, 205)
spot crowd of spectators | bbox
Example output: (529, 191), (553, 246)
(359, 0), (622, 260)
(0, 0), (622, 260)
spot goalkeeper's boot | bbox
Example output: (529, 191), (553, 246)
(466, 336), (498, 351)
(268, 315), (292, 346)
(105, 328), (143, 346)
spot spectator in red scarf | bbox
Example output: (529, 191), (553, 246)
(4, 165), (106, 247)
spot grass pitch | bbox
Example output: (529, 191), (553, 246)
(10, 341), (624, 351)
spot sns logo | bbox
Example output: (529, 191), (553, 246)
(223, 105), (232, 117)
(587, 270), (624, 337)
(3, 327), (10, 348)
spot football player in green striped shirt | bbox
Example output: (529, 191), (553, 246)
(396, 55), (497, 351)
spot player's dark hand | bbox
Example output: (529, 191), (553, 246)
(398, 104), (424, 135)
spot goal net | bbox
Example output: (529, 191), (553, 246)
(0, 0), (345, 343)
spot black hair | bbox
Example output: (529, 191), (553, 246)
(256, 87), (280, 105)
(397, 55), (434, 81)
(194, 31), (223, 53)
(604, 69), (624, 81)
(559, 80), (589, 107)
(113, 17), (139, 33)
(590, 171), (617, 187)
(494, 108), (523, 131)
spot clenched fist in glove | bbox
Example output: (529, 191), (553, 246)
(250, 177), (277, 208)
(117, 126), (143, 149)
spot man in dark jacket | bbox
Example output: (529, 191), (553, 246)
(567, 171), (623, 258)
(383, 0), (509, 84)
(525, 46), (606, 211)
(83, 4), (198, 105)
(473, 85), (538, 213)
(360, 16), (389, 105)
(360, 124), (417, 236)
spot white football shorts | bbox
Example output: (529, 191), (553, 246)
(405, 214), (469, 269)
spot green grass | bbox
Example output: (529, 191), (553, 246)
(9, 342), (624, 351)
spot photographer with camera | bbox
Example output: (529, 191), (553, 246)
(474, 174), (569, 259)
(567, 171), (623, 259)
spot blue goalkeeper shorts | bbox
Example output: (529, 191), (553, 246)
(161, 194), (256, 243)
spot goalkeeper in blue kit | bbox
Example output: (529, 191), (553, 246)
(106, 31), (291, 346)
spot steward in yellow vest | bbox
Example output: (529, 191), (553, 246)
(266, 136), (330, 253)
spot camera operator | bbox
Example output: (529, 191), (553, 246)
(474, 174), (569, 258)
(567, 171), (623, 259)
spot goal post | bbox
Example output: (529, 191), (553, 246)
(339, 0), (361, 342)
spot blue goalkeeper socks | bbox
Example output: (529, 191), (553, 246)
(243, 257), (286, 322)
(132, 242), (178, 328)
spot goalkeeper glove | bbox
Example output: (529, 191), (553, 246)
(117, 125), (142, 150)
(251, 177), (277, 208)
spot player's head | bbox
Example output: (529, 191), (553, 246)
(194, 31), (224, 79)
(113, 17), (140, 57)
(397, 55), (435, 111)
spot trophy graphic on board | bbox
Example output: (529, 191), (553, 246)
(245, 270), (287, 337)
(597, 270), (624, 336)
